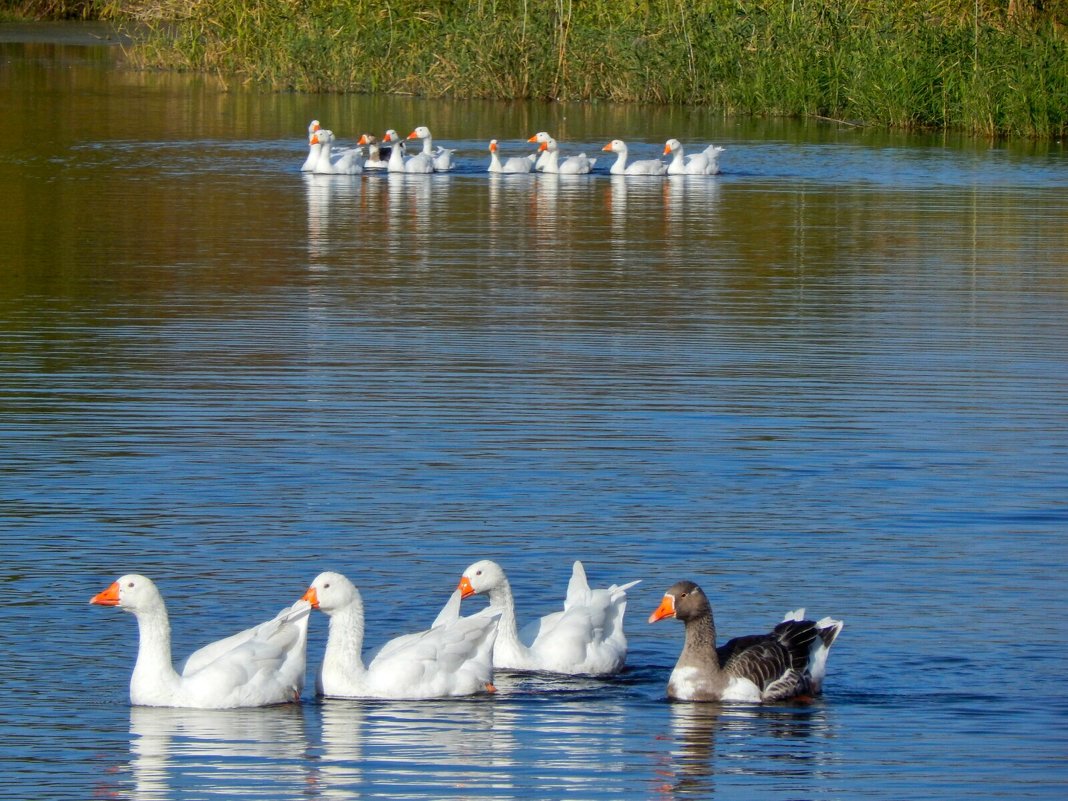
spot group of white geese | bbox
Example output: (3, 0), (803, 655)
(301, 121), (726, 176)
(92, 558), (843, 709)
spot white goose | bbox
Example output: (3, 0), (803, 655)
(301, 120), (322, 172)
(527, 131), (553, 171)
(487, 139), (536, 174)
(602, 139), (668, 176)
(458, 560), (640, 675)
(357, 133), (390, 170)
(407, 126), (456, 171)
(312, 130), (364, 175)
(664, 139), (725, 175)
(90, 574), (310, 709)
(301, 571), (500, 699)
(384, 130), (434, 174)
(535, 136), (596, 175)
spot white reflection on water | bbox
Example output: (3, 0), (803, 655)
(129, 705), (310, 800)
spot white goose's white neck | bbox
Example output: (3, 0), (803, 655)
(485, 578), (530, 666)
(315, 140), (335, 173)
(130, 605), (181, 704)
(489, 150), (502, 172)
(610, 150), (628, 174)
(420, 135), (434, 156)
(669, 148), (686, 170)
(320, 600), (369, 695)
(542, 149), (560, 173)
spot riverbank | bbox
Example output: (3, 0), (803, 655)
(11, 1), (1068, 138)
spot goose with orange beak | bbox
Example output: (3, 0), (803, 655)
(300, 571), (499, 699)
(650, 580), (842, 702)
(89, 574), (310, 708)
(457, 559), (639, 675)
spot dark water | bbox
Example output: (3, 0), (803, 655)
(1, 24), (1067, 801)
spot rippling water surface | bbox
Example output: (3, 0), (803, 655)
(1, 27), (1066, 801)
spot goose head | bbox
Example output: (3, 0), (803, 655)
(408, 126), (431, 141)
(648, 580), (710, 624)
(537, 137), (559, 153)
(458, 560), (507, 598)
(527, 131), (552, 145)
(489, 139), (500, 153)
(90, 574), (164, 614)
(308, 120), (321, 135)
(302, 571), (360, 614)
(603, 139), (627, 154)
(664, 138), (682, 156)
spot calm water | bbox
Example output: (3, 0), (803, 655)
(1, 24), (1067, 801)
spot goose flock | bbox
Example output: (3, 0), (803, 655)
(91, 563), (842, 709)
(300, 120), (725, 177)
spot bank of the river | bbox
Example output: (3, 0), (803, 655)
(11, 1), (1068, 138)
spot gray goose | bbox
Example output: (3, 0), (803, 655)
(649, 580), (842, 703)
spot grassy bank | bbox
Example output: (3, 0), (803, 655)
(33, 1), (1068, 136)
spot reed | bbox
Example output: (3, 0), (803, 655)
(40, 1), (1068, 136)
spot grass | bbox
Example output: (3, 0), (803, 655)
(16, 0), (1068, 137)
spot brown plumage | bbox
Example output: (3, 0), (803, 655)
(649, 580), (842, 703)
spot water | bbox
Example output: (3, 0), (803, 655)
(2, 23), (1067, 801)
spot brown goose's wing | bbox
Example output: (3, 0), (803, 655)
(718, 620), (821, 701)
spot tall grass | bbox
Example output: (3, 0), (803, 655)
(58, 1), (1068, 136)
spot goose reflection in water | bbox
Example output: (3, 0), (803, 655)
(128, 705), (310, 801)
(303, 172), (360, 267)
(657, 702), (838, 800)
(315, 696), (517, 798)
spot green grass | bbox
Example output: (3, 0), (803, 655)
(21, 0), (1068, 137)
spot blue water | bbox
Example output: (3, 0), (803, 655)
(1, 26), (1067, 801)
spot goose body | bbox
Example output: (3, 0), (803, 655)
(603, 139), (667, 176)
(301, 120), (322, 172)
(487, 140), (536, 174)
(302, 572), (499, 699)
(312, 130), (363, 175)
(458, 560), (640, 675)
(357, 133), (391, 169)
(384, 130), (435, 174)
(408, 126), (456, 171)
(535, 136), (596, 175)
(664, 139), (724, 176)
(649, 580), (842, 703)
(527, 132), (553, 171)
(90, 575), (309, 709)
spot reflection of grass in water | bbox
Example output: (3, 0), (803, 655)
(59, 1), (1068, 137)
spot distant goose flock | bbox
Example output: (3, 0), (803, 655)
(300, 120), (724, 177)
(91, 561), (842, 708)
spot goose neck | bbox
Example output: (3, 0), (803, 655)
(323, 600), (368, 678)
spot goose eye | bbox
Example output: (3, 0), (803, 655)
(127, 581), (135, 588)
(679, 592), (688, 598)
(323, 583), (331, 589)
(475, 570), (482, 576)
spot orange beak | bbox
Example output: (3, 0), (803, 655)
(527, 134), (539, 143)
(648, 594), (676, 623)
(407, 130), (419, 140)
(357, 134), (369, 145)
(91, 581), (121, 606)
(301, 587), (320, 609)
(663, 143), (671, 155)
(457, 576), (476, 599)
(602, 142), (613, 151)
(538, 141), (548, 152)
(489, 142), (498, 153)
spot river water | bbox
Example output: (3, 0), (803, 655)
(1, 23), (1066, 801)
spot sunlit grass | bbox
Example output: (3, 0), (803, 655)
(25, 0), (1068, 137)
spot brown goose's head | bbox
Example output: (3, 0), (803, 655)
(648, 580), (710, 624)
